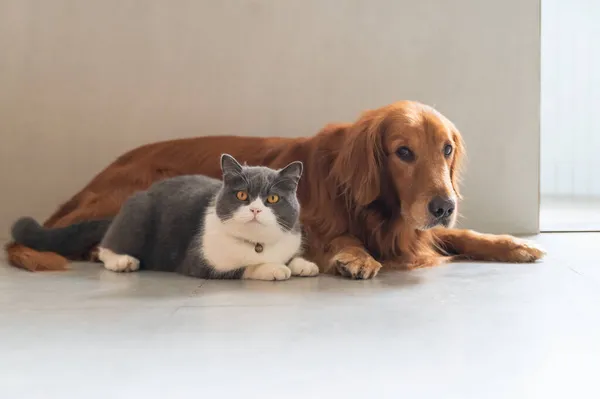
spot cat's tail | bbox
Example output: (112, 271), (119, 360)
(11, 217), (113, 258)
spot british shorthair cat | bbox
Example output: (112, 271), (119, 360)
(12, 154), (319, 280)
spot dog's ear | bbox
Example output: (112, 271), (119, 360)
(331, 111), (385, 206)
(450, 130), (465, 199)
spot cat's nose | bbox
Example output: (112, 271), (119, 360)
(250, 208), (262, 215)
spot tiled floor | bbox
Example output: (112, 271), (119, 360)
(1, 234), (599, 399)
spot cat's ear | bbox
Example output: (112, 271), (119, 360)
(277, 161), (303, 187)
(220, 154), (243, 177)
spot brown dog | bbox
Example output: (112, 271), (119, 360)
(6, 100), (544, 277)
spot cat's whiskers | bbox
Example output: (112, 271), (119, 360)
(276, 220), (293, 231)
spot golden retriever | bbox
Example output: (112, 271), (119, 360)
(7, 100), (545, 277)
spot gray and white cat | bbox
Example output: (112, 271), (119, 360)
(11, 154), (319, 281)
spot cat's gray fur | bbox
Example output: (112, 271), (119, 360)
(12, 217), (111, 258)
(12, 154), (309, 279)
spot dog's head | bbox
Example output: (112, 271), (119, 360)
(332, 101), (464, 230)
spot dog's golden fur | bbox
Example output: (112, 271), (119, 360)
(6, 101), (544, 277)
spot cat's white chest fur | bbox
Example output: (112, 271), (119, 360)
(201, 206), (302, 272)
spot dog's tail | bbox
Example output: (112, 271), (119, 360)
(10, 217), (112, 270)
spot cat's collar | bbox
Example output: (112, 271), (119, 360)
(233, 237), (264, 253)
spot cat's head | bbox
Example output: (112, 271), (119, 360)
(215, 154), (303, 239)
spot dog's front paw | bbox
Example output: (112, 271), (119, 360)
(288, 257), (320, 277)
(332, 250), (382, 280)
(503, 238), (546, 263)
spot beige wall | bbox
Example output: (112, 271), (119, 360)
(0, 0), (540, 238)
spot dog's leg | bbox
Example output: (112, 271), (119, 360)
(431, 228), (546, 263)
(327, 236), (382, 279)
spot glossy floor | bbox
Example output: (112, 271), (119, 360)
(1, 234), (598, 399)
(540, 195), (600, 231)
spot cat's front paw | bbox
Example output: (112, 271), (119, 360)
(288, 257), (319, 277)
(103, 254), (140, 273)
(243, 263), (292, 281)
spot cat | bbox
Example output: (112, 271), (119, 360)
(11, 154), (319, 281)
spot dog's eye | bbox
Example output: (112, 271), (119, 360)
(444, 144), (453, 157)
(396, 146), (415, 162)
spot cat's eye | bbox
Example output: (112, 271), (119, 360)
(236, 191), (248, 201)
(266, 194), (279, 204)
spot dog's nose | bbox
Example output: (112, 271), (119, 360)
(428, 196), (455, 219)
